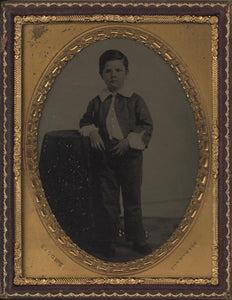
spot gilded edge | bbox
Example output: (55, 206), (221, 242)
(16, 15), (216, 283)
(14, 18), (23, 281)
(211, 18), (219, 286)
(25, 21), (211, 277)
(10, 12), (226, 296)
(14, 14), (219, 25)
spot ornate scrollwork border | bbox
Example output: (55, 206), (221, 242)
(223, 7), (231, 295)
(5, 1), (228, 8)
(13, 14), (220, 286)
(2, 6), (8, 297)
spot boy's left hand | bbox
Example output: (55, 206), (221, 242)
(111, 138), (129, 156)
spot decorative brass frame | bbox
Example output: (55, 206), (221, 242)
(24, 24), (212, 277)
(15, 15), (216, 282)
(7, 6), (228, 297)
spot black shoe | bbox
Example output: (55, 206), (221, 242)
(133, 242), (153, 255)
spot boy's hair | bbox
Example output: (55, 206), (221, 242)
(99, 49), (129, 76)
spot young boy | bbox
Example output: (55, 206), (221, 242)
(79, 49), (153, 258)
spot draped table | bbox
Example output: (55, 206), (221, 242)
(39, 130), (95, 249)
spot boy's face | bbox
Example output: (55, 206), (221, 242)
(101, 59), (127, 92)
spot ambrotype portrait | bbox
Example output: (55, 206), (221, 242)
(38, 38), (198, 262)
(5, 4), (229, 297)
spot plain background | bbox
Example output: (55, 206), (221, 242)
(38, 38), (199, 218)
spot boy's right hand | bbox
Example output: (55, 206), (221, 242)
(89, 130), (105, 151)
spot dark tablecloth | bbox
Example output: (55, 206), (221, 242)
(39, 130), (95, 247)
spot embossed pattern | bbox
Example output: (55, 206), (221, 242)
(12, 13), (220, 285)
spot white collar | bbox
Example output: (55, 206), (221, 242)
(98, 86), (133, 102)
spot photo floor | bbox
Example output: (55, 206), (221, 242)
(81, 217), (181, 262)
(109, 217), (181, 262)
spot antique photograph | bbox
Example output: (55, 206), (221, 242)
(38, 38), (199, 262)
(1, 1), (230, 298)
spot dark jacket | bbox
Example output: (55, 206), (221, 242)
(79, 92), (153, 147)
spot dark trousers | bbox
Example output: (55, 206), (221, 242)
(92, 146), (146, 247)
